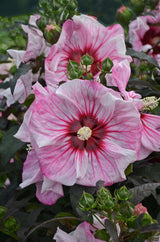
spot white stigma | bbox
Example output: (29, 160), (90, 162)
(77, 126), (92, 141)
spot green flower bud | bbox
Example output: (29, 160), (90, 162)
(0, 206), (7, 219)
(44, 24), (61, 45)
(68, 69), (81, 79)
(116, 6), (133, 25)
(79, 191), (95, 211)
(81, 54), (94, 66)
(104, 196), (115, 209)
(115, 186), (132, 201)
(97, 187), (112, 200)
(101, 57), (113, 73)
(130, 0), (145, 15)
(119, 202), (134, 218)
(3, 217), (17, 233)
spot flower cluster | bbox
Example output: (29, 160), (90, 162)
(0, 0), (160, 241)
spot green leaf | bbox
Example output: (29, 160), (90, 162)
(104, 219), (119, 242)
(127, 48), (159, 67)
(0, 124), (25, 165)
(140, 223), (160, 233)
(129, 183), (160, 205)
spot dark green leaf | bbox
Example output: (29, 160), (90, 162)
(0, 124), (25, 165)
(104, 219), (119, 242)
(127, 48), (159, 67)
(129, 183), (160, 204)
(140, 223), (160, 233)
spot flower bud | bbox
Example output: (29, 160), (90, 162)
(134, 203), (148, 216)
(44, 24), (61, 44)
(115, 186), (132, 201)
(0, 206), (7, 219)
(130, 0), (145, 15)
(119, 202), (134, 218)
(116, 6), (133, 25)
(79, 192), (95, 211)
(101, 57), (113, 73)
(97, 187), (112, 200)
(81, 54), (94, 66)
(104, 196), (115, 209)
(3, 217), (17, 233)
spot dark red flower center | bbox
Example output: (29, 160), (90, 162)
(68, 115), (106, 151)
(141, 25), (160, 54)
(69, 50), (100, 76)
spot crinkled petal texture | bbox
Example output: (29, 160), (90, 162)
(21, 14), (46, 62)
(129, 13), (160, 65)
(45, 14), (131, 87)
(21, 79), (142, 187)
(139, 113), (160, 160)
(20, 150), (64, 205)
(54, 222), (103, 242)
(0, 70), (38, 106)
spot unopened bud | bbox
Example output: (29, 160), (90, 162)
(44, 24), (61, 44)
(116, 6), (133, 25)
(101, 57), (113, 73)
(79, 192), (95, 211)
(130, 0), (145, 15)
(119, 202), (134, 218)
(81, 54), (94, 66)
(115, 186), (132, 201)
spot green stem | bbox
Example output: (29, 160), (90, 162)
(24, 216), (82, 241)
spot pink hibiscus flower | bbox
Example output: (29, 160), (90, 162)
(107, 60), (160, 160)
(54, 221), (103, 242)
(15, 80), (141, 188)
(45, 14), (132, 87)
(129, 12), (160, 65)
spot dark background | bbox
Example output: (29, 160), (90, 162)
(0, 0), (129, 25)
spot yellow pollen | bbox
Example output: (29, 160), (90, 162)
(141, 96), (160, 111)
(77, 126), (92, 141)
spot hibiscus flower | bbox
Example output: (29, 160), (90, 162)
(129, 12), (160, 65)
(15, 79), (141, 189)
(45, 14), (131, 87)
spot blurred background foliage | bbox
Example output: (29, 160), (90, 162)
(0, 0), (130, 25)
